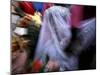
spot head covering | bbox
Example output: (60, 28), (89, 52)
(34, 6), (78, 71)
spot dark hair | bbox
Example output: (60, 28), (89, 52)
(54, 3), (70, 7)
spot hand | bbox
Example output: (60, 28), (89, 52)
(17, 14), (33, 27)
(45, 60), (60, 72)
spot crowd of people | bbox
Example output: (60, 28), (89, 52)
(11, 1), (96, 74)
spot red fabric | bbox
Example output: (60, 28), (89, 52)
(19, 2), (35, 15)
(71, 5), (84, 28)
(33, 59), (42, 72)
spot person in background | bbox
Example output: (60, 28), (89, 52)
(68, 5), (96, 70)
